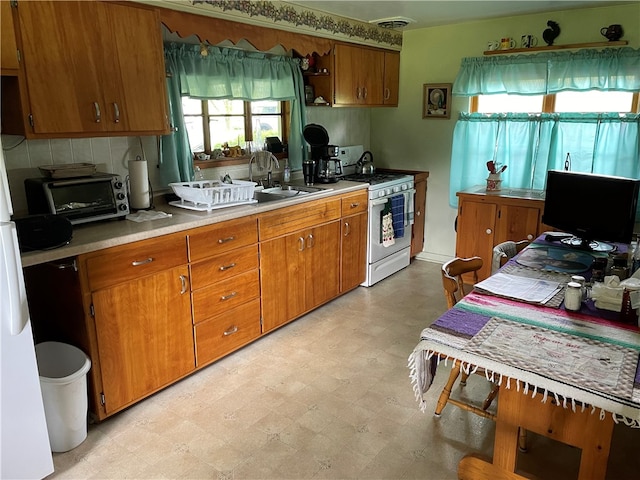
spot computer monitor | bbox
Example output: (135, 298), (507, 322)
(542, 170), (640, 252)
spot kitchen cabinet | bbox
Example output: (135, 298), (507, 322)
(4, 0), (168, 137)
(334, 43), (384, 106)
(259, 197), (342, 332)
(456, 189), (546, 280)
(382, 51), (400, 105)
(187, 217), (261, 367)
(340, 191), (368, 291)
(1, 1), (18, 73)
(80, 233), (193, 416)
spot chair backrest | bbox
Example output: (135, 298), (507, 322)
(491, 240), (530, 273)
(441, 256), (483, 309)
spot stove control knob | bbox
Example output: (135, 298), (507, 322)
(393, 186), (400, 193)
(401, 184), (408, 191)
(386, 188), (392, 196)
(378, 190), (385, 198)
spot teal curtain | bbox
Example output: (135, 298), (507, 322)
(453, 48), (640, 96)
(162, 43), (306, 177)
(449, 113), (640, 207)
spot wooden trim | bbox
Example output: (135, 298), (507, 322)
(484, 40), (628, 55)
(632, 93), (640, 114)
(158, 7), (332, 56)
(542, 93), (556, 113)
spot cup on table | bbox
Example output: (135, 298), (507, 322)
(500, 37), (516, 50)
(302, 160), (316, 185)
(521, 35), (538, 48)
(487, 40), (500, 51)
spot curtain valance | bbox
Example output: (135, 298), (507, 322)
(453, 48), (640, 96)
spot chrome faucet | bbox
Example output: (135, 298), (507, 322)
(266, 156), (280, 187)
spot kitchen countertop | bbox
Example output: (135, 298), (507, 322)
(20, 180), (368, 268)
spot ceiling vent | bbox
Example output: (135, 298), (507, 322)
(370, 16), (415, 29)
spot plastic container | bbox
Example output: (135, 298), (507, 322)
(35, 342), (91, 452)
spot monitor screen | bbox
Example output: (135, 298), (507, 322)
(542, 170), (640, 252)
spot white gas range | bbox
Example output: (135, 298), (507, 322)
(336, 146), (415, 287)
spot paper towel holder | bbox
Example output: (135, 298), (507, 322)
(127, 156), (153, 210)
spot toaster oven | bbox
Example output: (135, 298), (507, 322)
(25, 173), (130, 225)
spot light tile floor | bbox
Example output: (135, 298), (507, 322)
(49, 260), (640, 479)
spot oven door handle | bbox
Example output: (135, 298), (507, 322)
(371, 198), (388, 206)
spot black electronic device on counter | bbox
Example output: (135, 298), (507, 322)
(542, 170), (640, 252)
(14, 214), (72, 252)
(265, 137), (283, 153)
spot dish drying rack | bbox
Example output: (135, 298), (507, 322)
(169, 180), (257, 211)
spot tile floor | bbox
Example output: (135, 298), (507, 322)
(49, 260), (640, 479)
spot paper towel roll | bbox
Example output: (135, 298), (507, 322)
(128, 159), (150, 210)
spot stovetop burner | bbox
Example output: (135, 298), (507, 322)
(341, 173), (408, 185)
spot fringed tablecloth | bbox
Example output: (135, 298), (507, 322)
(409, 291), (640, 427)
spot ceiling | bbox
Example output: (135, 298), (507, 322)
(286, 1), (636, 30)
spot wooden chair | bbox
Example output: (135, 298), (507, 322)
(439, 256), (528, 451)
(491, 240), (530, 274)
(438, 256), (498, 419)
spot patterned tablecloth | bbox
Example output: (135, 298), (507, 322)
(409, 290), (640, 427)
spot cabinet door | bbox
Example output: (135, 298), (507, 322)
(456, 200), (496, 280)
(383, 51), (400, 106)
(411, 177), (427, 257)
(341, 213), (367, 292)
(99, 2), (168, 133)
(305, 221), (340, 309)
(362, 48), (384, 105)
(334, 43), (361, 105)
(92, 266), (194, 414)
(16, 1), (109, 134)
(260, 234), (306, 333)
(495, 204), (540, 244)
(1, 1), (18, 72)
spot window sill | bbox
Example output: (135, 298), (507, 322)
(483, 40), (628, 55)
(195, 152), (287, 169)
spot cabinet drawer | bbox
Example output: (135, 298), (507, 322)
(192, 270), (259, 324)
(190, 245), (258, 290)
(259, 197), (341, 240)
(85, 234), (187, 291)
(341, 191), (368, 215)
(194, 298), (261, 366)
(188, 216), (258, 262)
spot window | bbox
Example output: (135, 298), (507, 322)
(473, 91), (638, 114)
(182, 98), (288, 160)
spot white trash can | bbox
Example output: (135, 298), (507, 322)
(35, 342), (91, 452)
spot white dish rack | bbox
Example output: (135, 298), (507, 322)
(169, 180), (257, 211)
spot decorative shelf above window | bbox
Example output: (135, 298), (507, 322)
(484, 40), (628, 55)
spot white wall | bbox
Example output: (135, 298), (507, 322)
(370, 3), (640, 264)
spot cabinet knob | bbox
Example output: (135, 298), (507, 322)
(93, 102), (101, 123)
(113, 102), (120, 124)
(486, 229), (492, 235)
(179, 275), (188, 295)
(527, 234), (534, 240)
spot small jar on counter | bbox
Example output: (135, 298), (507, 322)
(564, 281), (583, 311)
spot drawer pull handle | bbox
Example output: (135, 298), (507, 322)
(179, 275), (188, 294)
(306, 233), (314, 249)
(350, 202), (360, 208)
(221, 292), (237, 301)
(344, 222), (350, 237)
(219, 263), (236, 271)
(113, 102), (120, 123)
(132, 257), (154, 266)
(93, 102), (101, 123)
(218, 236), (236, 244)
(223, 326), (238, 336)
(298, 237), (305, 251)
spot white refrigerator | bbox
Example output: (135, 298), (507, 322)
(0, 138), (54, 479)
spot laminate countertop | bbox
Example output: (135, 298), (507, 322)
(20, 181), (367, 268)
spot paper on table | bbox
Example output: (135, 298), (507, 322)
(474, 272), (562, 304)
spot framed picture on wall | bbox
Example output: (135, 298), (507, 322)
(423, 83), (452, 119)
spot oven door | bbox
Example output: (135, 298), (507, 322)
(368, 189), (415, 263)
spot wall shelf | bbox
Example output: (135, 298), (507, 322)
(483, 40), (628, 55)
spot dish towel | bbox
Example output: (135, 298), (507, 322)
(391, 195), (405, 238)
(381, 201), (395, 247)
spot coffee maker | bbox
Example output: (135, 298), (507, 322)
(303, 124), (342, 184)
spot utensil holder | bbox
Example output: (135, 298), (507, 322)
(486, 174), (502, 191)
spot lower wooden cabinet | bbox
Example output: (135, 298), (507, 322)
(92, 266), (194, 414)
(23, 189), (368, 420)
(456, 189), (546, 280)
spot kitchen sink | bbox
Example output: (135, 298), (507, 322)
(253, 185), (331, 203)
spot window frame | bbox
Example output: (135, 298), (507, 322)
(186, 99), (290, 169)
(470, 92), (640, 114)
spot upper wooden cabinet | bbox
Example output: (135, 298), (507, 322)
(306, 43), (400, 108)
(1, 1), (18, 73)
(4, 0), (169, 138)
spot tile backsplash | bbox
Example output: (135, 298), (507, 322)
(3, 107), (371, 215)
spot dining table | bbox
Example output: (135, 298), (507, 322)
(409, 237), (640, 480)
